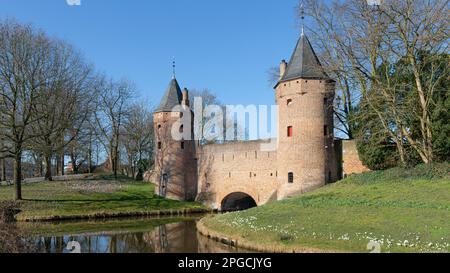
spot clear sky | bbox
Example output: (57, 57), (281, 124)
(0, 0), (304, 108)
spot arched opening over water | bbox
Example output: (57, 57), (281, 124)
(221, 192), (257, 212)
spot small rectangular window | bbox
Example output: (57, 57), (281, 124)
(158, 142), (162, 150)
(288, 126), (293, 137)
(288, 172), (294, 183)
(181, 142), (185, 150)
(324, 125), (328, 136)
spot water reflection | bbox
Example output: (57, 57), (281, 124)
(29, 218), (252, 253)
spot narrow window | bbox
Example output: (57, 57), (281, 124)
(287, 99), (293, 106)
(158, 124), (162, 129)
(158, 142), (162, 150)
(288, 172), (294, 183)
(250, 172), (252, 178)
(229, 172), (231, 178)
(324, 125), (328, 136)
(222, 154), (225, 162)
(181, 142), (185, 150)
(324, 97), (328, 106)
(287, 126), (293, 137)
(180, 125), (184, 133)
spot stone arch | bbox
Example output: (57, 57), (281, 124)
(220, 192), (257, 212)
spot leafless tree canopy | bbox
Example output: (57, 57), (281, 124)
(0, 19), (152, 199)
(302, 0), (449, 164)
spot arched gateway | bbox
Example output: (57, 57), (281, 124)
(221, 192), (257, 212)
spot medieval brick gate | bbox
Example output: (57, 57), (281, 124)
(151, 32), (370, 211)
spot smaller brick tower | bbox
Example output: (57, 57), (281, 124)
(275, 32), (337, 199)
(153, 77), (197, 201)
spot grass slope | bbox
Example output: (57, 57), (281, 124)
(0, 174), (205, 221)
(202, 164), (450, 253)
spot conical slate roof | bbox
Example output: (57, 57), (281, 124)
(155, 78), (183, 112)
(279, 34), (330, 83)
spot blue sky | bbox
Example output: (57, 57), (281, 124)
(0, 0), (305, 108)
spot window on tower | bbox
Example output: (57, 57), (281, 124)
(288, 172), (294, 183)
(158, 142), (162, 150)
(324, 125), (328, 136)
(287, 99), (293, 106)
(287, 126), (293, 137)
(181, 142), (185, 150)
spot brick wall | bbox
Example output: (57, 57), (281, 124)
(342, 140), (371, 176)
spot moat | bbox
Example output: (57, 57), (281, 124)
(19, 215), (252, 253)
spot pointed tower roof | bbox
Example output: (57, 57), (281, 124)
(155, 78), (183, 113)
(278, 34), (330, 84)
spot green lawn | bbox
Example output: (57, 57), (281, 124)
(201, 164), (450, 253)
(0, 174), (206, 221)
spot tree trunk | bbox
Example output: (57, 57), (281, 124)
(70, 153), (78, 174)
(13, 152), (22, 201)
(44, 155), (53, 181)
(60, 152), (65, 176)
(88, 146), (93, 173)
(1, 158), (6, 181)
(39, 157), (44, 177)
(56, 157), (60, 176)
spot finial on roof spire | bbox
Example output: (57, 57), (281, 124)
(172, 58), (176, 79)
(300, 1), (305, 36)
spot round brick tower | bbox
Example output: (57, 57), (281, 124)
(275, 33), (336, 199)
(153, 77), (197, 201)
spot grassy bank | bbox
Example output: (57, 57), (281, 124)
(201, 164), (450, 253)
(0, 174), (206, 222)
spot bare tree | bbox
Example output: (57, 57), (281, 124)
(29, 40), (95, 180)
(303, 0), (449, 164)
(122, 102), (154, 180)
(0, 20), (53, 200)
(94, 78), (135, 178)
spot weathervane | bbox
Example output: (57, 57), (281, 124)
(172, 58), (176, 79)
(300, 1), (305, 36)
